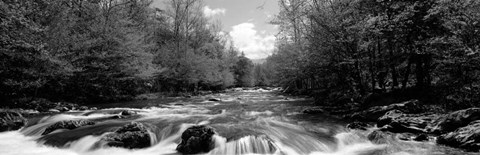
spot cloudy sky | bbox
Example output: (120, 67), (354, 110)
(152, 0), (280, 59)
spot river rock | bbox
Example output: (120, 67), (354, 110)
(414, 134), (429, 141)
(367, 130), (389, 144)
(303, 108), (325, 114)
(437, 120), (480, 152)
(428, 108), (480, 134)
(348, 99), (424, 121)
(176, 125), (216, 154)
(377, 110), (435, 133)
(79, 106), (89, 110)
(42, 120), (95, 135)
(0, 111), (27, 132)
(120, 110), (136, 116)
(208, 98), (221, 102)
(53, 102), (79, 112)
(101, 122), (152, 149)
(346, 122), (370, 130)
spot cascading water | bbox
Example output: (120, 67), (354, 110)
(0, 88), (474, 155)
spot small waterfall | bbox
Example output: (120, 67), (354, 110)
(209, 135), (277, 155)
(309, 132), (387, 155)
(21, 113), (116, 137)
(21, 122), (52, 136)
(69, 135), (104, 152)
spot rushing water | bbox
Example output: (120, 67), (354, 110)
(0, 88), (475, 155)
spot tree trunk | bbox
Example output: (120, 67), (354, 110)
(402, 54), (412, 89)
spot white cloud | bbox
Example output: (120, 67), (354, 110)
(203, 6), (226, 17)
(229, 23), (276, 59)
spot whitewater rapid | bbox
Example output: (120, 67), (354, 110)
(0, 88), (471, 155)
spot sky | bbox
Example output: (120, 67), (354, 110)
(151, 0), (280, 59)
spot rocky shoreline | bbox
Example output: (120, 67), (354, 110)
(339, 100), (480, 152)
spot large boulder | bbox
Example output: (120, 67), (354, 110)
(42, 120), (95, 135)
(0, 111), (27, 132)
(101, 122), (152, 149)
(428, 108), (480, 134)
(377, 110), (436, 133)
(176, 125), (216, 154)
(348, 100), (424, 121)
(437, 120), (480, 152)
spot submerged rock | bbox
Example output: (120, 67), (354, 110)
(428, 108), (480, 134)
(367, 130), (389, 144)
(397, 133), (415, 141)
(43, 120), (95, 135)
(0, 111), (27, 132)
(437, 120), (480, 152)
(101, 122), (152, 149)
(177, 125), (216, 154)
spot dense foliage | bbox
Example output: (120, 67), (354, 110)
(0, 0), (252, 104)
(265, 0), (480, 110)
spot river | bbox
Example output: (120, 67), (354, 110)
(0, 88), (474, 155)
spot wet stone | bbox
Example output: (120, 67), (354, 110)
(367, 130), (389, 144)
(0, 111), (27, 132)
(176, 125), (216, 154)
(208, 98), (221, 102)
(120, 110), (136, 116)
(101, 122), (152, 149)
(43, 120), (95, 135)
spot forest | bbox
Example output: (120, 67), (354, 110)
(2, 0), (480, 112)
(259, 0), (480, 111)
(0, 0), (257, 106)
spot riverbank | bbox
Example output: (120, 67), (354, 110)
(310, 98), (480, 153)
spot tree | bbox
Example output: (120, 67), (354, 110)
(234, 53), (254, 87)
(0, 0), (63, 101)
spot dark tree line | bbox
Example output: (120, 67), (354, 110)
(0, 0), (253, 104)
(264, 0), (480, 110)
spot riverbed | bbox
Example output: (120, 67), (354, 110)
(0, 88), (475, 155)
